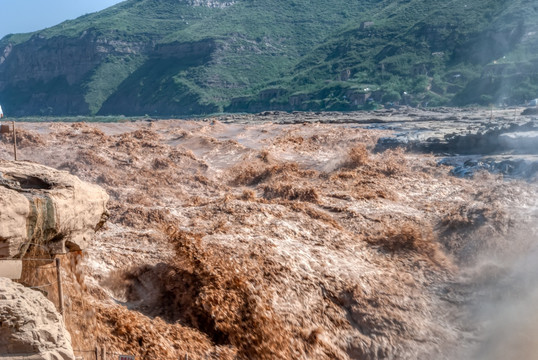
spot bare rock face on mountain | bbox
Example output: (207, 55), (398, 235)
(0, 161), (109, 258)
(0, 277), (75, 360)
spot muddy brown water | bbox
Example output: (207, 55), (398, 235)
(2, 109), (538, 359)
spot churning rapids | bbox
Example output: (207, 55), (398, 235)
(2, 107), (537, 359)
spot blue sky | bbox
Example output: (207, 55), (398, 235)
(0, 0), (125, 39)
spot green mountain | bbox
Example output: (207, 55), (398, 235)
(0, 0), (537, 116)
(263, 0), (538, 111)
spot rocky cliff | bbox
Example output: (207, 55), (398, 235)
(0, 161), (109, 258)
(0, 26), (222, 117)
(0, 30), (151, 116)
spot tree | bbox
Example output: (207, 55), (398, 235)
(382, 91), (401, 104)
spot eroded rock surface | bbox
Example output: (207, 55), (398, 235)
(0, 161), (109, 257)
(0, 277), (75, 360)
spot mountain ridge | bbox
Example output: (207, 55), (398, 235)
(0, 0), (537, 116)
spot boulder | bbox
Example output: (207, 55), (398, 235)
(0, 277), (75, 360)
(0, 161), (109, 257)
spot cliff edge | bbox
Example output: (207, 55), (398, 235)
(0, 161), (109, 258)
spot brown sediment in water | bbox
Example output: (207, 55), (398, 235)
(4, 112), (537, 359)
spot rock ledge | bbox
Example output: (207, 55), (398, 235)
(0, 161), (109, 258)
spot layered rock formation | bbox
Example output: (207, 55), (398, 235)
(0, 277), (75, 360)
(0, 161), (109, 258)
(0, 30), (151, 116)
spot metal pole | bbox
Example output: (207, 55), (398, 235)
(55, 258), (64, 315)
(12, 121), (17, 161)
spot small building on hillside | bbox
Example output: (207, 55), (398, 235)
(360, 21), (374, 30)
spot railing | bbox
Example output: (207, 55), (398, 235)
(2, 349), (209, 360)
(3, 257), (198, 360)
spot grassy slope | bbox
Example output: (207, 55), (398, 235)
(2, 0), (387, 115)
(1, 0), (538, 115)
(162, 0), (381, 102)
(0, 0), (218, 115)
(51, 0), (220, 114)
(98, 0), (381, 112)
(275, 0), (538, 108)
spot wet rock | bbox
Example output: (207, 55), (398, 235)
(376, 122), (538, 155)
(521, 107), (538, 115)
(439, 156), (538, 178)
(0, 161), (109, 257)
